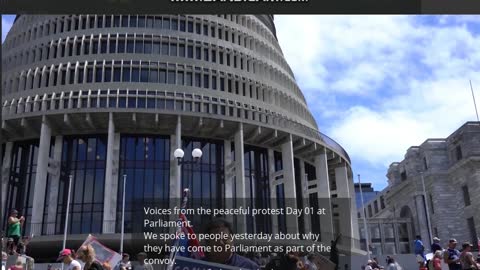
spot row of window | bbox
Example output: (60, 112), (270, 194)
(4, 91), (283, 126)
(3, 61), (311, 123)
(5, 15), (288, 74)
(3, 90), (321, 144)
(2, 34), (299, 99)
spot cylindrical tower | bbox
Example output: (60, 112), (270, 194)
(1, 15), (359, 260)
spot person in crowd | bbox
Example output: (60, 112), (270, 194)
(76, 244), (103, 270)
(303, 254), (318, 270)
(47, 264), (53, 270)
(2, 252), (8, 270)
(431, 237), (442, 254)
(444, 239), (462, 270)
(415, 235), (427, 263)
(253, 253), (263, 267)
(365, 260), (373, 270)
(386, 257), (398, 270)
(433, 250), (443, 270)
(133, 252), (153, 270)
(8, 260), (23, 270)
(371, 258), (380, 269)
(57, 249), (81, 270)
(7, 210), (24, 255)
(115, 253), (132, 270)
(287, 252), (305, 270)
(202, 218), (259, 270)
(102, 262), (112, 270)
(459, 242), (479, 270)
(264, 253), (298, 270)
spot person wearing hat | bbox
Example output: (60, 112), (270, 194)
(459, 242), (479, 270)
(57, 249), (81, 270)
(7, 209), (25, 255)
(431, 237), (442, 254)
(133, 252), (153, 270)
(444, 239), (462, 270)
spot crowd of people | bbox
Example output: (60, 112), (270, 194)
(361, 257), (403, 270)
(361, 235), (480, 270)
(2, 217), (336, 270)
(415, 236), (480, 270)
(12, 208), (480, 270)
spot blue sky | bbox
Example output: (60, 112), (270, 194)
(3, 15), (480, 191)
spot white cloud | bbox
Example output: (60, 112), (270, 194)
(275, 15), (480, 188)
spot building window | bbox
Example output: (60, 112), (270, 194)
(4, 140), (39, 236)
(180, 138), (225, 228)
(117, 135), (170, 233)
(423, 157), (428, 170)
(374, 200), (379, 213)
(400, 171), (407, 181)
(276, 183), (286, 233)
(380, 196), (385, 209)
(463, 185), (471, 206)
(368, 205), (373, 217)
(57, 136), (107, 235)
(244, 145), (270, 234)
(456, 145), (463, 160)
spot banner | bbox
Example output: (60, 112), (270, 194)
(81, 234), (122, 268)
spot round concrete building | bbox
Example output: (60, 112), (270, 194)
(1, 15), (360, 260)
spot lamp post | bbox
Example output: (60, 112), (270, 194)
(166, 147), (203, 270)
(173, 147), (202, 201)
(173, 148), (203, 166)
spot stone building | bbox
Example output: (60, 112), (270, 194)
(1, 15), (361, 261)
(357, 121), (480, 255)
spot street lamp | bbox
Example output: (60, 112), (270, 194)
(174, 148), (203, 165)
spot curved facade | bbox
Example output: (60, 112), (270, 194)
(1, 15), (359, 258)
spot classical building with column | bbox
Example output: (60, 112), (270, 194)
(357, 122), (480, 256)
(1, 15), (360, 261)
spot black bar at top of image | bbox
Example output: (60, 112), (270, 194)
(421, 0), (480, 14)
(0, 0), (421, 15)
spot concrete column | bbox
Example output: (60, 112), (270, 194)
(30, 116), (52, 235)
(414, 194), (429, 245)
(234, 123), (247, 233)
(1, 142), (13, 217)
(46, 136), (63, 235)
(103, 112), (119, 233)
(267, 149), (278, 234)
(224, 140), (234, 224)
(348, 174), (361, 245)
(169, 116), (182, 200)
(299, 160), (311, 233)
(314, 152), (334, 244)
(281, 134), (298, 234)
(335, 164), (353, 247)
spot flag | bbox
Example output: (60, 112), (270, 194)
(177, 213), (205, 259)
(81, 234), (122, 267)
